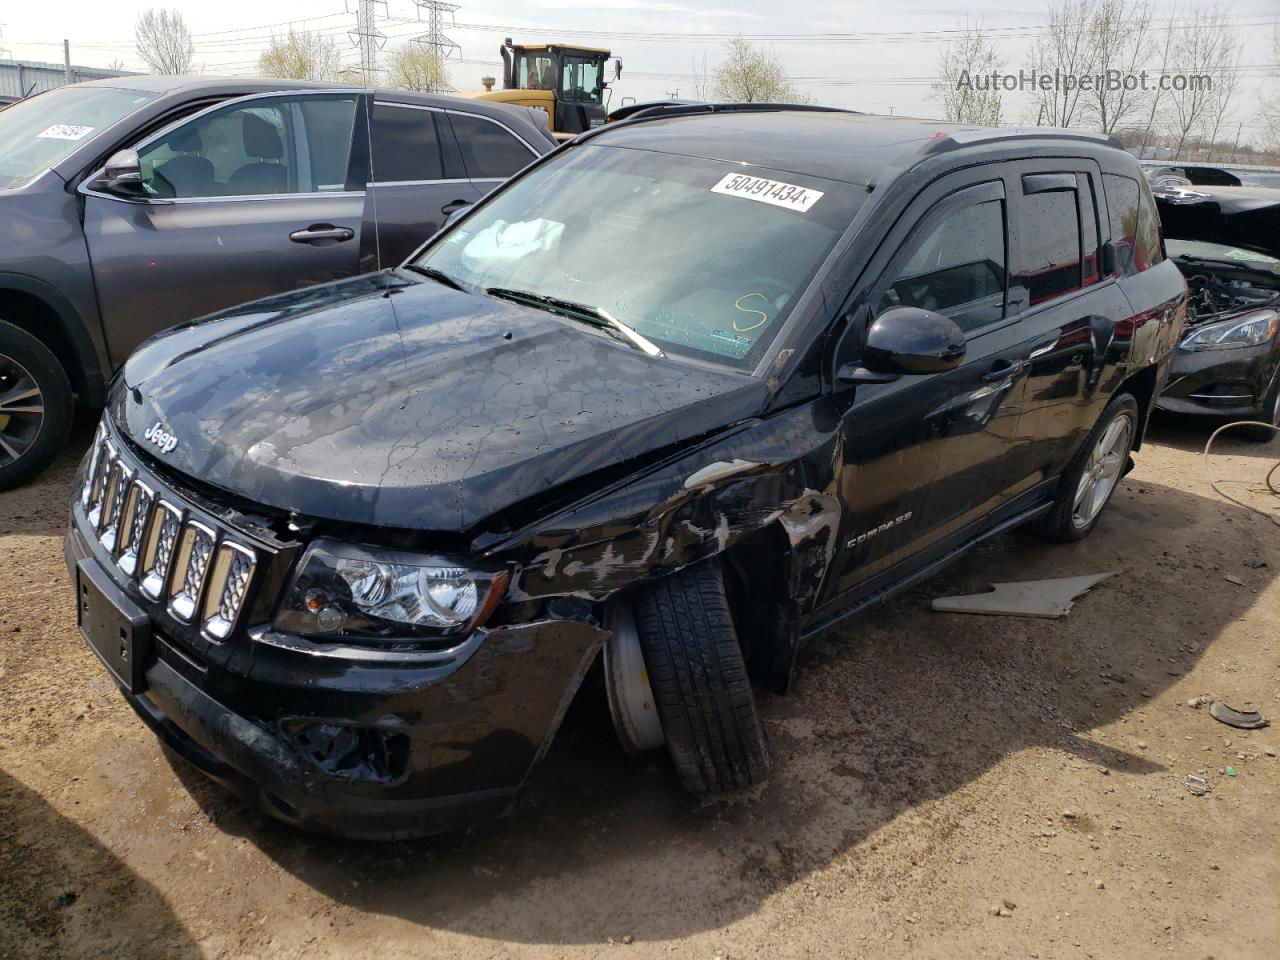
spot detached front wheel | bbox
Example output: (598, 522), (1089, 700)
(622, 557), (771, 794)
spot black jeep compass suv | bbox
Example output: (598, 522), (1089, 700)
(66, 105), (1186, 838)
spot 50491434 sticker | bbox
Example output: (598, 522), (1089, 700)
(710, 172), (823, 212)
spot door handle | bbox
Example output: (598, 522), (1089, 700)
(441, 199), (471, 216)
(981, 359), (1026, 382)
(289, 224), (354, 244)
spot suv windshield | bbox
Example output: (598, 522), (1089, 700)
(0, 85), (158, 189)
(414, 143), (866, 370)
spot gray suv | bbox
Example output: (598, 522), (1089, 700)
(0, 75), (555, 488)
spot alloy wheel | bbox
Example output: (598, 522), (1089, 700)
(0, 352), (45, 468)
(1071, 412), (1133, 529)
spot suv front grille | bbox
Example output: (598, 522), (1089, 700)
(81, 425), (261, 641)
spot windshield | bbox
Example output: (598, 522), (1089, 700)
(1166, 238), (1280, 267)
(0, 85), (158, 189)
(414, 144), (866, 370)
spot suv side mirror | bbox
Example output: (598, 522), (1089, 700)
(856, 306), (966, 376)
(100, 148), (146, 196)
(1099, 240), (1118, 276)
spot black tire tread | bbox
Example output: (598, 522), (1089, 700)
(632, 558), (771, 794)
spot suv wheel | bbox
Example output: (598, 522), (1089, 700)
(630, 557), (771, 794)
(0, 321), (73, 491)
(1033, 392), (1138, 543)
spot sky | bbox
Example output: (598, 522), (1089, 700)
(2, 0), (1277, 145)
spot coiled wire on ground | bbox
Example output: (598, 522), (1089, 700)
(1202, 421), (1280, 527)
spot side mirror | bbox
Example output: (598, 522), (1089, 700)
(609, 58), (623, 81)
(444, 202), (472, 227)
(100, 148), (145, 196)
(1099, 240), (1118, 276)
(859, 306), (966, 376)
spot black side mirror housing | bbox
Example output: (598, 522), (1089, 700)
(860, 306), (967, 376)
(1100, 240), (1118, 276)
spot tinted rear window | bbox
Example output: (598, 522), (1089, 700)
(1016, 190), (1082, 305)
(447, 112), (535, 180)
(371, 105), (443, 182)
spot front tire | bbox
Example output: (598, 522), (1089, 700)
(1033, 392), (1138, 543)
(0, 321), (72, 491)
(631, 557), (771, 794)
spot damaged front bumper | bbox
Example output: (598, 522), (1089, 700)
(1155, 338), (1278, 420)
(65, 521), (606, 840)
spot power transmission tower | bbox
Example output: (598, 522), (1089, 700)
(348, 0), (388, 84)
(410, 0), (460, 92)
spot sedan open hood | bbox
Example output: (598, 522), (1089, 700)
(115, 271), (765, 532)
(1154, 185), (1280, 258)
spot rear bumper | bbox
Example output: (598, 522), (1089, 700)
(65, 525), (606, 840)
(1156, 339), (1278, 419)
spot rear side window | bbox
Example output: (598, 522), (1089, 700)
(1136, 179), (1165, 270)
(877, 197), (1007, 333)
(1014, 188), (1082, 306)
(446, 113), (535, 180)
(371, 105), (444, 183)
(1103, 174), (1140, 275)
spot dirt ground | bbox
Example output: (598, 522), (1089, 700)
(2, 415), (1278, 960)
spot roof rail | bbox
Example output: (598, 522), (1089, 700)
(922, 126), (1123, 155)
(574, 101), (861, 145)
(621, 101), (860, 122)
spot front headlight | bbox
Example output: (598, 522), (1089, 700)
(1182, 309), (1278, 351)
(274, 540), (509, 643)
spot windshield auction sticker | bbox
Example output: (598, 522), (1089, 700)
(37, 124), (95, 141)
(711, 173), (823, 212)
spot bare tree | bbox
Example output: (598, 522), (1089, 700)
(1164, 3), (1240, 160)
(690, 49), (711, 101)
(930, 19), (1004, 125)
(1028, 0), (1097, 127)
(134, 8), (195, 75)
(385, 43), (449, 93)
(710, 37), (809, 104)
(1262, 27), (1280, 154)
(1083, 0), (1154, 135)
(1135, 6), (1179, 159)
(258, 28), (342, 82)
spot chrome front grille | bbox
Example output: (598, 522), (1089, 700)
(168, 521), (215, 622)
(80, 425), (260, 640)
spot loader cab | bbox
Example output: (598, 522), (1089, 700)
(498, 40), (620, 137)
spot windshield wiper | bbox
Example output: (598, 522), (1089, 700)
(485, 287), (665, 358)
(403, 264), (472, 292)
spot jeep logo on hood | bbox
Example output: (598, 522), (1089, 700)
(143, 421), (178, 454)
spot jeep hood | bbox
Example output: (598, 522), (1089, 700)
(115, 271), (765, 532)
(1154, 185), (1280, 257)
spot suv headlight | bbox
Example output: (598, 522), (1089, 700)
(1182, 309), (1278, 351)
(275, 540), (509, 643)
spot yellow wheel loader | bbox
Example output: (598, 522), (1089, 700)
(470, 39), (622, 140)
